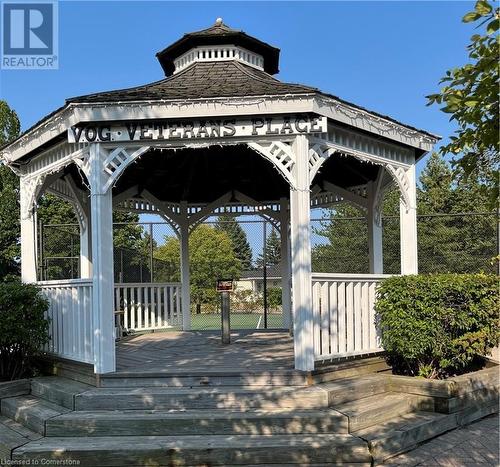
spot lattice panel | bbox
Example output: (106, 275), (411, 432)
(102, 146), (150, 192)
(386, 165), (412, 209)
(309, 143), (335, 181)
(248, 141), (296, 188)
(104, 148), (131, 175)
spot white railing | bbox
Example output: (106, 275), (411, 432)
(38, 279), (94, 365)
(114, 283), (182, 332)
(311, 273), (391, 362)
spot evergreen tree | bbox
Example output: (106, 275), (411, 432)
(215, 215), (253, 270)
(311, 204), (368, 273)
(416, 154), (462, 272)
(417, 153), (495, 273)
(256, 228), (281, 268)
(0, 101), (21, 278)
(310, 153), (497, 275)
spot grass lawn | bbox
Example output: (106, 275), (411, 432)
(190, 312), (284, 330)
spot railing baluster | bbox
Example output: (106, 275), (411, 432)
(113, 283), (182, 332)
(311, 273), (389, 361)
(37, 279), (94, 365)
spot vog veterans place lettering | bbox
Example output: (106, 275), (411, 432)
(67, 115), (327, 143)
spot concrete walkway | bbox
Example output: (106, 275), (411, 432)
(384, 413), (499, 466)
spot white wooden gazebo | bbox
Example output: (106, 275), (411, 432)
(0, 19), (438, 374)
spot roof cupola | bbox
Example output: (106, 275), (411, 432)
(156, 19), (280, 76)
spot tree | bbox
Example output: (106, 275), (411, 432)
(417, 152), (495, 273)
(36, 191), (148, 280)
(155, 224), (242, 312)
(311, 204), (368, 274)
(427, 0), (499, 205)
(0, 101), (21, 278)
(215, 215), (253, 270)
(255, 228), (281, 269)
(311, 152), (497, 275)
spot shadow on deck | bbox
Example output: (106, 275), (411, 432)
(115, 329), (295, 374)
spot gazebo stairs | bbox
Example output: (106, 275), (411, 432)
(1, 370), (493, 466)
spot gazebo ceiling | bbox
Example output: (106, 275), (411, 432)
(108, 145), (380, 205)
(112, 145), (290, 204)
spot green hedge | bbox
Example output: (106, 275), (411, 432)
(0, 281), (50, 381)
(375, 274), (499, 379)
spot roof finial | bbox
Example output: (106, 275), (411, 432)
(215, 17), (223, 26)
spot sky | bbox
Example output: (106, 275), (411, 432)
(0, 1), (476, 252)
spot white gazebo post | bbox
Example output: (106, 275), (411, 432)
(290, 135), (314, 371)
(20, 178), (38, 283)
(89, 143), (116, 374)
(367, 172), (384, 274)
(279, 197), (292, 331)
(400, 164), (418, 275)
(179, 201), (191, 331)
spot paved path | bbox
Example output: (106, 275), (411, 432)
(384, 413), (499, 466)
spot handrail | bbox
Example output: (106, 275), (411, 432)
(37, 278), (93, 286)
(115, 282), (181, 287)
(311, 272), (393, 280)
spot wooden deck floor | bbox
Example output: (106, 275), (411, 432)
(115, 330), (295, 373)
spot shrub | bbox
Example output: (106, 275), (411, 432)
(0, 281), (50, 380)
(375, 274), (499, 379)
(267, 287), (282, 311)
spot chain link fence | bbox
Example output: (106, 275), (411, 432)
(39, 218), (285, 331)
(311, 211), (498, 275)
(39, 211), (498, 330)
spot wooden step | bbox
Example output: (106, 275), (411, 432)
(12, 433), (372, 466)
(320, 374), (387, 406)
(354, 411), (457, 462)
(46, 408), (348, 437)
(333, 392), (433, 432)
(101, 369), (310, 388)
(312, 357), (390, 384)
(74, 386), (329, 411)
(0, 415), (41, 460)
(1, 396), (70, 435)
(31, 376), (93, 409)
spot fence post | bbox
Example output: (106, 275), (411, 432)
(180, 202), (191, 331)
(367, 176), (383, 274)
(280, 197), (291, 331)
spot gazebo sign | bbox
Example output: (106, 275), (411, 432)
(216, 279), (234, 293)
(68, 115), (327, 143)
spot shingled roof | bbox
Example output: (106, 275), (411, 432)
(67, 60), (316, 103)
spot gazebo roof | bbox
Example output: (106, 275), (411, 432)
(67, 60), (316, 103)
(0, 19), (440, 164)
